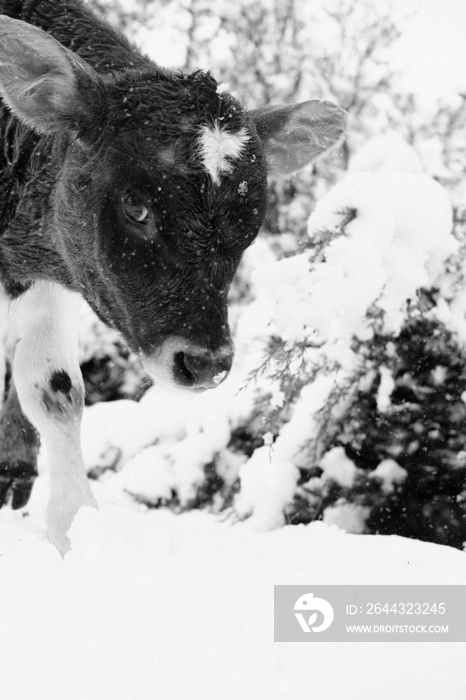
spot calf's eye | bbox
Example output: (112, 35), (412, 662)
(124, 194), (149, 224)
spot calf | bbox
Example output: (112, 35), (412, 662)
(0, 0), (347, 552)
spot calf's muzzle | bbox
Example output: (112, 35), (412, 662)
(141, 336), (234, 391)
(173, 347), (233, 389)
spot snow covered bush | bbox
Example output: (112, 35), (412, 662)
(232, 150), (466, 548)
(322, 314), (466, 548)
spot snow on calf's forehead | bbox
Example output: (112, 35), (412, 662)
(199, 121), (250, 184)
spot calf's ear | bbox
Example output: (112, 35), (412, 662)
(0, 15), (106, 137)
(249, 100), (348, 178)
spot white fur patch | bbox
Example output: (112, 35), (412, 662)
(5, 281), (97, 553)
(199, 122), (250, 184)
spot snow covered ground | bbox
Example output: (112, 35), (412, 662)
(1, 484), (466, 700)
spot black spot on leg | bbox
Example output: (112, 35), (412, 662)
(40, 373), (83, 422)
(50, 370), (72, 395)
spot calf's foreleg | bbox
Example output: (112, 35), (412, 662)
(9, 281), (97, 553)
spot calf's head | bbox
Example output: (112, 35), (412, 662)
(0, 16), (347, 391)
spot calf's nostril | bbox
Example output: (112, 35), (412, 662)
(174, 351), (197, 386)
(172, 350), (232, 389)
(181, 352), (199, 384)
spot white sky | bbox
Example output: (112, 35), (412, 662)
(394, 0), (466, 102)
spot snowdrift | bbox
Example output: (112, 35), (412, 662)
(1, 495), (465, 700)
